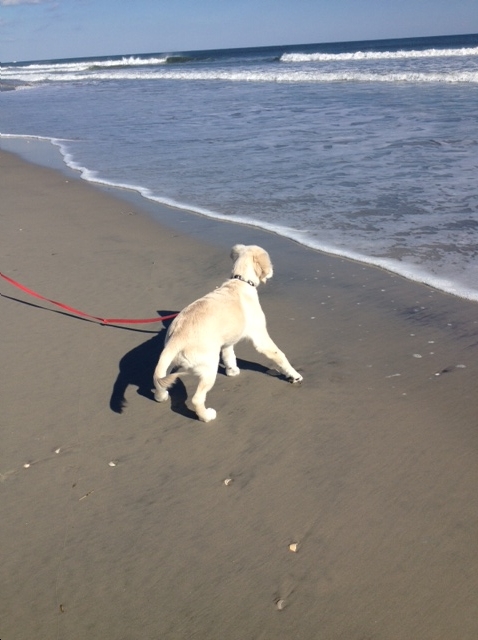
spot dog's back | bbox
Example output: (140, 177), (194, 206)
(165, 280), (249, 355)
(153, 245), (302, 422)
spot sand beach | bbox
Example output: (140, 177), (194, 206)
(1, 148), (478, 639)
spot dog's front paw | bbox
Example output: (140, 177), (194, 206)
(288, 374), (303, 384)
(225, 366), (240, 377)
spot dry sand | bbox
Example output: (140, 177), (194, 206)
(1, 148), (478, 639)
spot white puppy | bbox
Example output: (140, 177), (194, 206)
(153, 244), (303, 422)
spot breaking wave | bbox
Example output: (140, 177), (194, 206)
(3, 68), (478, 85)
(281, 46), (478, 63)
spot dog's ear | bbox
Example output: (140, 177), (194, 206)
(253, 248), (273, 283)
(231, 244), (246, 261)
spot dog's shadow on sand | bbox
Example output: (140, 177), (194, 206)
(109, 311), (195, 418)
(109, 311), (271, 420)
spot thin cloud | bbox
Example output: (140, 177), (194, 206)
(0, 0), (45, 5)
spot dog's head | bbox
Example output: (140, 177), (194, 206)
(230, 244), (273, 285)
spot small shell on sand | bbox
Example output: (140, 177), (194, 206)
(224, 478), (233, 486)
(276, 599), (286, 610)
(108, 461), (117, 467)
(23, 463), (31, 469)
(289, 542), (299, 553)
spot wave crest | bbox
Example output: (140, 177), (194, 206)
(4, 68), (478, 86)
(89, 55), (193, 69)
(281, 46), (478, 63)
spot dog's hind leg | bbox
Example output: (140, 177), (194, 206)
(251, 331), (303, 383)
(221, 345), (240, 377)
(191, 366), (219, 422)
(153, 349), (176, 403)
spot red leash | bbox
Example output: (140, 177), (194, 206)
(0, 271), (178, 325)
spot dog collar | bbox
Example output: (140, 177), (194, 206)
(232, 274), (256, 287)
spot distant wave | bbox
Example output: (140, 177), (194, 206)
(281, 46), (478, 63)
(89, 55), (194, 69)
(1, 54), (192, 74)
(3, 44), (478, 88)
(4, 63), (478, 86)
(8, 69), (477, 85)
(89, 56), (169, 69)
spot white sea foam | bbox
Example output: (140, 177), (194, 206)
(280, 46), (478, 63)
(3, 132), (478, 302)
(89, 56), (170, 67)
(6, 55), (169, 72)
(4, 67), (478, 85)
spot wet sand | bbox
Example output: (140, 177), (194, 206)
(1, 148), (478, 639)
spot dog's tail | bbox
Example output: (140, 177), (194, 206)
(155, 371), (185, 390)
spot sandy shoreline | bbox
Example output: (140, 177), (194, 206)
(1, 148), (478, 639)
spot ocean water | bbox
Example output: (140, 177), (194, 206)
(1, 33), (478, 300)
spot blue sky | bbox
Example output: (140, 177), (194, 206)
(1, 0), (477, 62)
